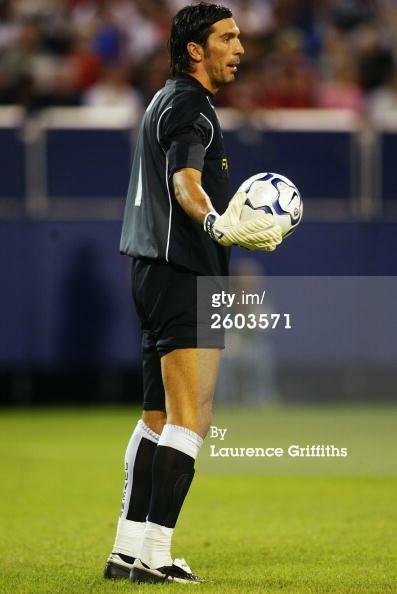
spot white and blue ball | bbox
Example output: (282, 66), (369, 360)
(238, 172), (303, 238)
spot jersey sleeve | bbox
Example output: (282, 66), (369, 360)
(158, 92), (213, 176)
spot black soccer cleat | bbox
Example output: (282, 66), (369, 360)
(103, 552), (136, 579)
(130, 557), (202, 584)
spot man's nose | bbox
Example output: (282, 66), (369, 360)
(235, 39), (244, 55)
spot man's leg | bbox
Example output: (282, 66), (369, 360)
(105, 344), (167, 579)
(132, 348), (221, 583)
(142, 410), (167, 436)
(104, 411), (166, 578)
(161, 348), (220, 435)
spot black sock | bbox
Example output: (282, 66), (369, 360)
(126, 437), (157, 521)
(118, 553), (136, 563)
(147, 445), (195, 528)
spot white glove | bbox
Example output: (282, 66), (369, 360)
(204, 191), (282, 251)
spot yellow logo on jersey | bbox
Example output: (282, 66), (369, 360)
(221, 158), (228, 171)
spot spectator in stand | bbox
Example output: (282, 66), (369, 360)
(259, 28), (317, 108)
(231, 0), (274, 36)
(316, 53), (364, 112)
(217, 63), (265, 112)
(134, 47), (169, 105)
(83, 62), (142, 112)
(368, 70), (397, 122)
(33, 60), (81, 109)
(92, 4), (124, 64)
(112, 0), (170, 66)
(0, 18), (47, 107)
(68, 30), (103, 91)
(354, 23), (395, 92)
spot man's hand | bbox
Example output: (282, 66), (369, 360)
(204, 192), (282, 251)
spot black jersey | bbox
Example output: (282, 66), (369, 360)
(120, 73), (230, 276)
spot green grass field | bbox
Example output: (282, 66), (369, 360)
(1, 406), (396, 593)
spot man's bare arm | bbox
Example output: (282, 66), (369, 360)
(172, 168), (214, 224)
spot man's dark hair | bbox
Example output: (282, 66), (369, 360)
(169, 2), (233, 76)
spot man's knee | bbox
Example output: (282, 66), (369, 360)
(167, 406), (212, 440)
(142, 410), (167, 435)
(161, 348), (220, 436)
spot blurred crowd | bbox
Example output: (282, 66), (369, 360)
(1, 0), (397, 119)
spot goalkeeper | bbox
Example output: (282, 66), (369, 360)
(105, 2), (282, 586)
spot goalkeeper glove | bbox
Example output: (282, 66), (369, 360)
(204, 191), (282, 251)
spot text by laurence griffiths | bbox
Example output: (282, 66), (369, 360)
(209, 426), (348, 458)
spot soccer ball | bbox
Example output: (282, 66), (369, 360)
(238, 172), (303, 238)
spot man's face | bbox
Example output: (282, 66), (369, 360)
(201, 18), (244, 90)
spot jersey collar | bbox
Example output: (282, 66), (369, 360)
(173, 72), (214, 98)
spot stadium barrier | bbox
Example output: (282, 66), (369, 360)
(1, 106), (397, 220)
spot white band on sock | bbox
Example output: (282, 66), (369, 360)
(140, 521), (174, 568)
(137, 419), (160, 444)
(114, 518), (146, 558)
(158, 424), (203, 460)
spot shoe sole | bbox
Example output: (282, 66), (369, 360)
(131, 566), (200, 585)
(104, 561), (131, 579)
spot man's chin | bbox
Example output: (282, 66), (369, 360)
(217, 73), (236, 87)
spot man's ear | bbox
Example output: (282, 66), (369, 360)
(187, 41), (204, 64)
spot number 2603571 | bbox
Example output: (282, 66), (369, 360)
(210, 313), (291, 330)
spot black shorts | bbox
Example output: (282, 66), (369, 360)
(131, 257), (224, 411)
